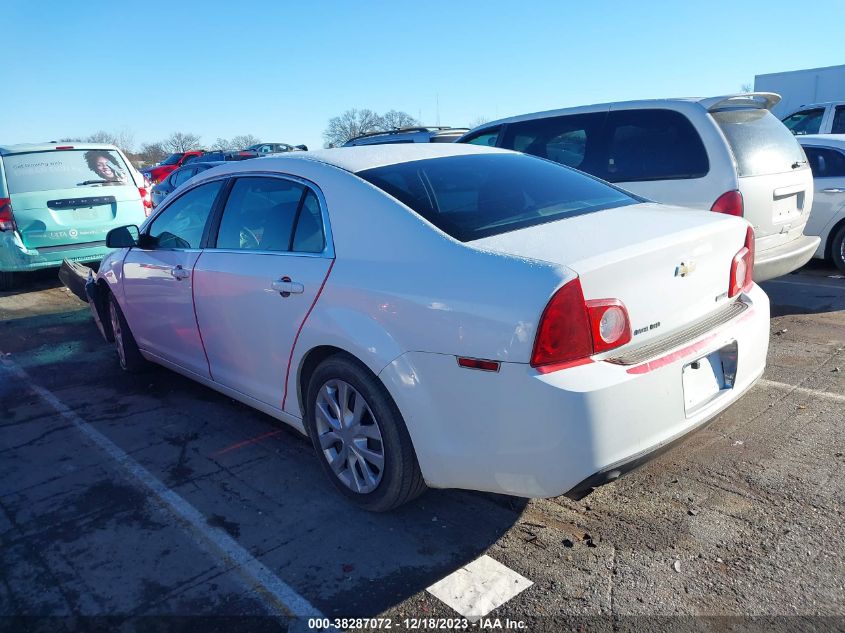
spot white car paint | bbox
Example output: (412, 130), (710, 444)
(796, 134), (845, 263)
(90, 144), (770, 500)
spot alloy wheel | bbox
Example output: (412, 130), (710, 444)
(314, 379), (385, 494)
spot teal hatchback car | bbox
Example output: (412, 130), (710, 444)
(0, 142), (151, 289)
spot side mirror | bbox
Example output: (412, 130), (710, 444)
(106, 225), (140, 248)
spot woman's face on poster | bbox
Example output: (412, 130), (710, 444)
(93, 156), (116, 180)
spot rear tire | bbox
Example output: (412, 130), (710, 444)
(304, 354), (426, 511)
(830, 225), (845, 273)
(0, 271), (19, 291)
(108, 293), (148, 372)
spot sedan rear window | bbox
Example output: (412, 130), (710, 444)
(358, 153), (638, 242)
(711, 109), (807, 177)
(4, 149), (133, 194)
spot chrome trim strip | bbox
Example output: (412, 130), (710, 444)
(606, 300), (748, 366)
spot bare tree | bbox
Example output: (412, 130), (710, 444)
(211, 137), (231, 151)
(86, 130), (118, 145)
(230, 134), (261, 149)
(380, 110), (419, 130)
(323, 109), (383, 147)
(137, 142), (167, 166)
(467, 116), (490, 129)
(741, 82), (753, 93)
(113, 127), (136, 154)
(163, 132), (202, 153)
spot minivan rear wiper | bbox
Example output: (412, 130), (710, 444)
(77, 179), (118, 186)
(791, 160), (808, 169)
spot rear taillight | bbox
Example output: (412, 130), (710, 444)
(0, 198), (16, 232)
(138, 187), (152, 216)
(530, 278), (631, 368)
(711, 190), (744, 217)
(729, 226), (755, 298)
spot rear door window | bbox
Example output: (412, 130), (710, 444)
(600, 109), (709, 182)
(3, 149), (132, 194)
(832, 106), (845, 134)
(712, 109), (807, 177)
(214, 177), (307, 251)
(171, 167), (196, 188)
(803, 147), (845, 178)
(781, 108), (825, 135)
(501, 113), (605, 171)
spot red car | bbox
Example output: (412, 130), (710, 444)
(140, 150), (203, 183)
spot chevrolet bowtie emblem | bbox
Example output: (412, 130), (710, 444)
(675, 260), (697, 277)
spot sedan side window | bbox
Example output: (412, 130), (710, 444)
(782, 109), (825, 135)
(832, 106), (845, 135)
(462, 127), (501, 147)
(804, 147), (845, 178)
(171, 167), (196, 188)
(147, 180), (223, 249)
(292, 191), (326, 253)
(215, 177), (306, 251)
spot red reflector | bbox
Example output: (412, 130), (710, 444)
(54, 146), (74, 150)
(457, 357), (500, 372)
(711, 190), (744, 216)
(0, 198), (15, 232)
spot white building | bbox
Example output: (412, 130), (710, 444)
(754, 64), (845, 117)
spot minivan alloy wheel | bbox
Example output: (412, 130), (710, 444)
(314, 379), (385, 494)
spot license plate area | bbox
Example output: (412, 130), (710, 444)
(682, 341), (738, 416)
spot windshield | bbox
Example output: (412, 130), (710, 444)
(4, 149), (133, 194)
(711, 109), (807, 177)
(160, 153), (184, 166)
(358, 153), (638, 242)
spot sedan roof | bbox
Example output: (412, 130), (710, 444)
(795, 134), (845, 148)
(243, 143), (507, 174)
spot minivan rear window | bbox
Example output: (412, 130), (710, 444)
(358, 153), (639, 242)
(711, 109), (807, 177)
(4, 149), (132, 194)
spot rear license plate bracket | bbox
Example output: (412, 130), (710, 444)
(682, 341), (738, 415)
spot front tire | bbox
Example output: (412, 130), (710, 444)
(305, 355), (426, 511)
(830, 225), (845, 273)
(108, 293), (148, 372)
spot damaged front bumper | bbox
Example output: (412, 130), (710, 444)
(58, 259), (112, 342)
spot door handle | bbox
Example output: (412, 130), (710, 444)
(170, 266), (190, 280)
(821, 188), (845, 193)
(271, 277), (304, 297)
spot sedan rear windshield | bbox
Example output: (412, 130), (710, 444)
(160, 153), (185, 166)
(710, 109), (807, 177)
(3, 149), (133, 194)
(358, 153), (638, 242)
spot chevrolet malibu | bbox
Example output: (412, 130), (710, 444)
(68, 144), (769, 511)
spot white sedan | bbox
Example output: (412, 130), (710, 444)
(797, 134), (845, 272)
(71, 144), (770, 511)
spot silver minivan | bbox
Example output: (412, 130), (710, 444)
(459, 93), (818, 281)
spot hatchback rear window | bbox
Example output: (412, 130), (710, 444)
(358, 153), (639, 242)
(711, 109), (807, 177)
(3, 149), (132, 194)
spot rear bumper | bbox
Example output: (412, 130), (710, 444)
(753, 233), (820, 282)
(0, 231), (108, 272)
(379, 285), (770, 498)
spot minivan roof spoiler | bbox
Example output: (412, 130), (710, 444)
(700, 93), (781, 112)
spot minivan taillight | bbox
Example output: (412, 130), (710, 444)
(711, 190), (744, 217)
(729, 226), (755, 298)
(530, 278), (631, 368)
(138, 187), (152, 216)
(0, 198), (16, 232)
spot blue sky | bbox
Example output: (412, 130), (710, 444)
(3, 0), (843, 151)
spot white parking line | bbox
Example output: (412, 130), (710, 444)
(0, 356), (329, 627)
(757, 378), (845, 404)
(426, 555), (532, 622)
